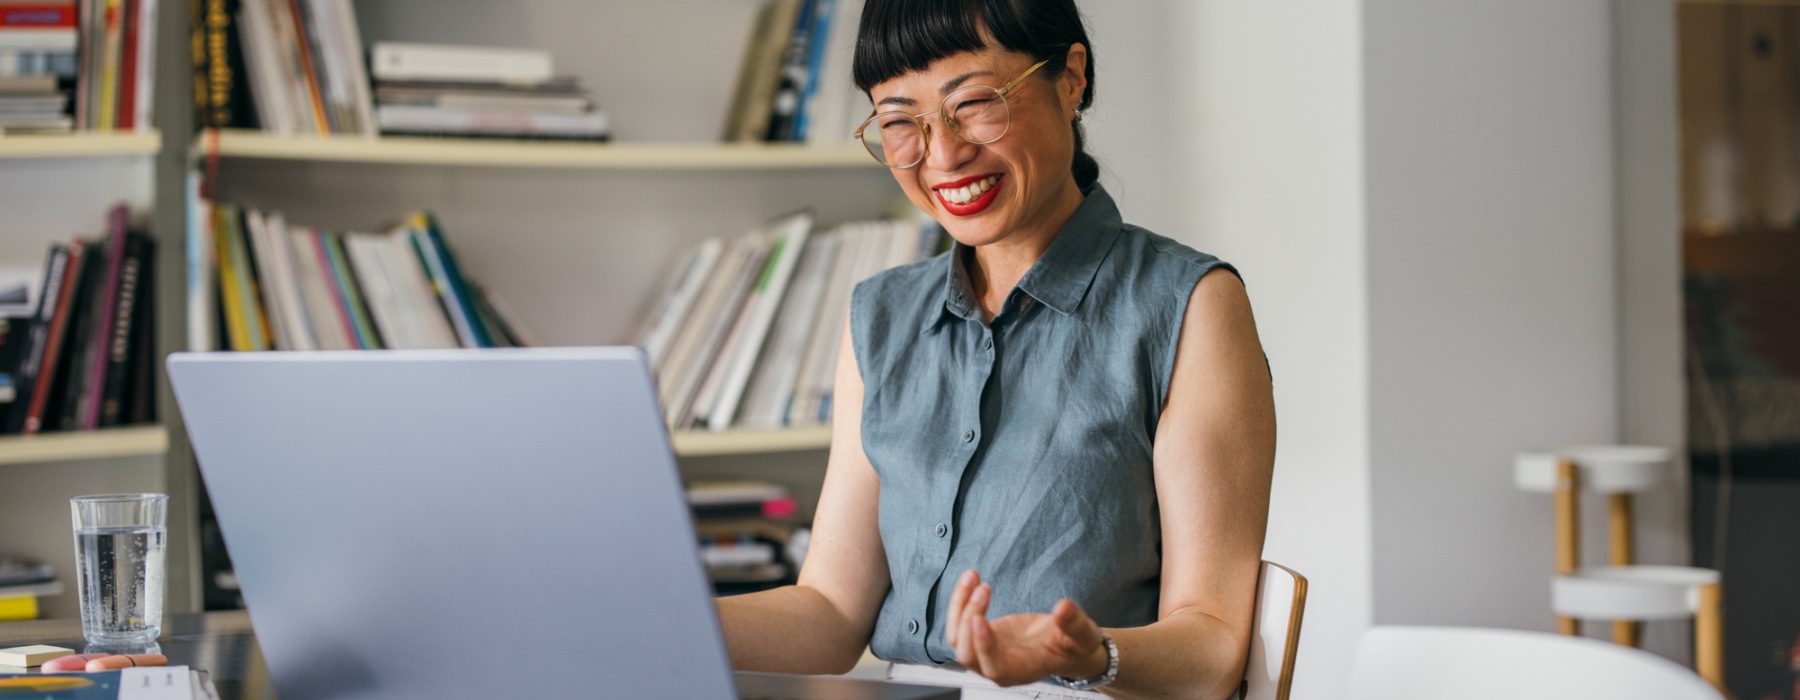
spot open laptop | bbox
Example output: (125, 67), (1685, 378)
(168, 348), (955, 700)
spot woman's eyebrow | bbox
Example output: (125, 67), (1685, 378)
(874, 71), (998, 109)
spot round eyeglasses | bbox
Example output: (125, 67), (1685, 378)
(855, 58), (1052, 169)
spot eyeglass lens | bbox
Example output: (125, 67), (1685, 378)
(861, 85), (1013, 168)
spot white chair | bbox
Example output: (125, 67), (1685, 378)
(1515, 445), (1723, 689)
(1238, 561), (1307, 700)
(1346, 626), (1722, 700)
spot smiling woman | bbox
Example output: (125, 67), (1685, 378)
(715, 2), (1278, 699)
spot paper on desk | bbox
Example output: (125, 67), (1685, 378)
(119, 666), (194, 700)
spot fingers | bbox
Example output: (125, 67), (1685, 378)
(946, 569), (978, 647)
(954, 582), (991, 673)
(972, 583), (1000, 676)
(1052, 598), (1103, 653)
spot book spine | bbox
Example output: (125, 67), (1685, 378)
(212, 204), (250, 350)
(131, 0), (154, 129)
(282, 0), (326, 133)
(307, 229), (360, 348)
(24, 241), (84, 434)
(416, 212), (490, 347)
(95, 0), (120, 129)
(789, 0), (833, 141)
(57, 242), (106, 431)
(368, 42), (554, 84)
(0, 5), (79, 29)
(115, 0), (136, 129)
(406, 219), (476, 348)
(98, 231), (146, 427)
(4, 244), (69, 434)
(122, 233), (156, 424)
(78, 205), (129, 430)
(322, 232), (381, 348)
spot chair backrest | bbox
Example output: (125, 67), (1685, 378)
(1346, 626), (1722, 700)
(1239, 561), (1307, 700)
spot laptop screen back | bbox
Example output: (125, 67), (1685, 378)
(168, 348), (736, 700)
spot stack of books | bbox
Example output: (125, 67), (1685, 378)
(188, 182), (534, 352)
(231, 0), (375, 135)
(689, 480), (805, 594)
(2, 0), (155, 132)
(369, 42), (609, 142)
(725, 0), (867, 146)
(0, 204), (158, 435)
(0, 552), (56, 621)
(636, 211), (944, 431)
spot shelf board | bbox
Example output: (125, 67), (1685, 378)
(0, 425), (169, 466)
(197, 130), (882, 170)
(0, 131), (162, 159)
(671, 426), (833, 457)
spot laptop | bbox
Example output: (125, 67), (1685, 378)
(168, 348), (956, 700)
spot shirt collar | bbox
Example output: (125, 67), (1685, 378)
(923, 184), (1124, 334)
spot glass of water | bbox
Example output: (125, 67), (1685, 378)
(70, 493), (168, 646)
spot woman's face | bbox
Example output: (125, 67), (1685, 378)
(866, 44), (1088, 249)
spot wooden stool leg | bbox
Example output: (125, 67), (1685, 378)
(1555, 459), (1581, 636)
(1608, 493), (1640, 646)
(1696, 582), (1724, 690)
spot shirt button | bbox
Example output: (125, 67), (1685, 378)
(935, 523), (948, 538)
(981, 337), (992, 350)
(906, 619), (920, 635)
(962, 430), (975, 443)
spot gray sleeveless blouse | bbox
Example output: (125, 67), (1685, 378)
(850, 184), (1238, 665)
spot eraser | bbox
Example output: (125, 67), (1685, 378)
(0, 644), (74, 667)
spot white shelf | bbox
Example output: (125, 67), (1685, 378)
(196, 129), (881, 170)
(0, 425), (169, 466)
(670, 426), (833, 457)
(0, 131), (162, 160)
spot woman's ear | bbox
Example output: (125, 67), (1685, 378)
(1060, 43), (1090, 116)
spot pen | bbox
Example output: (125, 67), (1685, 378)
(84, 654), (167, 671)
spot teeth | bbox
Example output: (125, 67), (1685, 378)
(941, 176), (998, 205)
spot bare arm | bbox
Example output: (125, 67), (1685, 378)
(946, 269), (1275, 699)
(716, 320), (892, 675)
(1105, 269), (1275, 699)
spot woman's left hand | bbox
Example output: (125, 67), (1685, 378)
(945, 569), (1108, 687)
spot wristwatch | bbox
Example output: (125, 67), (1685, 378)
(1052, 633), (1118, 691)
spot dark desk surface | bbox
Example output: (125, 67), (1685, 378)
(0, 611), (275, 700)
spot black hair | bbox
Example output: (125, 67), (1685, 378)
(853, 0), (1099, 189)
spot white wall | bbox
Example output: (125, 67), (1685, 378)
(1106, 2), (1375, 696)
(1362, 0), (1620, 630)
(1084, 0), (1691, 692)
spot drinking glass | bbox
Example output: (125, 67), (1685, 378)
(70, 493), (168, 645)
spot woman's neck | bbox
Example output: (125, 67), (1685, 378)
(966, 181), (1086, 321)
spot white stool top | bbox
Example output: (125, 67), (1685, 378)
(1553, 565), (1721, 620)
(1515, 445), (1673, 493)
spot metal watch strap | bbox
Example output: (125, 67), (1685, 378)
(1052, 633), (1118, 691)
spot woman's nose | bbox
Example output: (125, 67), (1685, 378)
(923, 119), (978, 172)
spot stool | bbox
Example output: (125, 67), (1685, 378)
(1514, 445), (1724, 690)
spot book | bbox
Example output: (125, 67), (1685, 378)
(0, 666), (214, 699)
(763, 0), (819, 141)
(369, 42), (553, 84)
(23, 239), (83, 434)
(373, 104), (609, 140)
(635, 238), (724, 370)
(724, 0), (801, 143)
(739, 230), (836, 428)
(4, 243), (68, 433)
(322, 231), (381, 348)
(74, 205), (128, 429)
(97, 230), (147, 426)
(702, 211), (813, 430)
(193, 0), (256, 128)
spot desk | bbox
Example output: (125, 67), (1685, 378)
(0, 611), (275, 700)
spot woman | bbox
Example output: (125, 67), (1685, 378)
(718, 1), (1276, 697)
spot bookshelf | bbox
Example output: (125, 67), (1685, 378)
(176, 0), (901, 611)
(0, 426), (170, 467)
(0, 132), (164, 160)
(197, 130), (878, 170)
(671, 426), (834, 457)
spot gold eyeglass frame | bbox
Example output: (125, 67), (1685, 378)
(854, 57), (1053, 169)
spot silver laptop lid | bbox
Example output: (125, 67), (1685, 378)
(168, 348), (736, 700)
